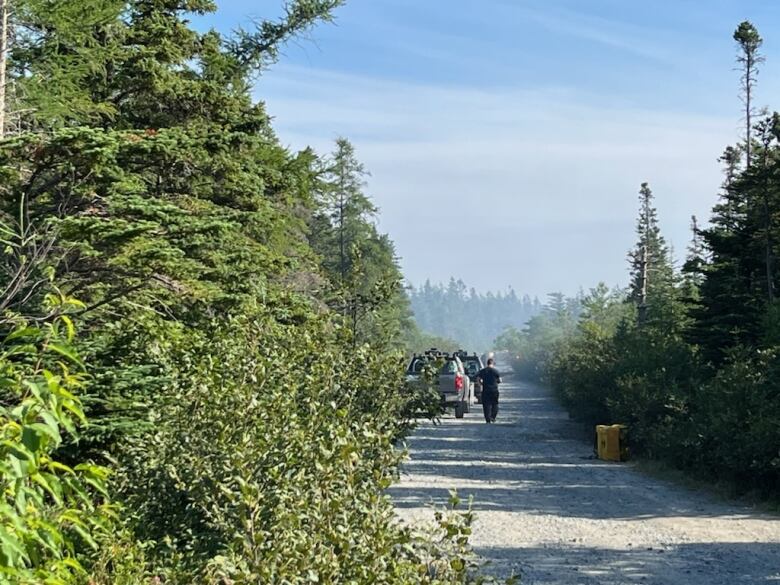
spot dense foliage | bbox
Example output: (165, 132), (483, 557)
(499, 21), (780, 497)
(0, 1), (500, 582)
(0, 305), (114, 584)
(494, 292), (586, 381)
(410, 279), (541, 351)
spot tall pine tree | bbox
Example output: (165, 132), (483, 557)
(734, 21), (764, 167)
(628, 183), (675, 325)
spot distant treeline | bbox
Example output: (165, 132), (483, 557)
(409, 279), (542, 351)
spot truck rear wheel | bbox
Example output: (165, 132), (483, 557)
(455, 401), (465, 419)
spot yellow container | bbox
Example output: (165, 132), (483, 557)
(596, 424), (628, 462)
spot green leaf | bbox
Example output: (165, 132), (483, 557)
(46, 343), (84, 369)
(5, 327), (39, 342)
(47, 461), (75, 475)
(0, 527), (29, 567)
(32, 473), (64, 506)
(59, 316), (76, 342)
(29, 422), (62, 446)
(21, 426), (42, 453)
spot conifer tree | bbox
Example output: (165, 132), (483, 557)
(749, 113), (780, 303)
(308, 137), (416, 346)
(628, 183), (674, 324)
(693, 25), (778, 363)
(0, 0), (349, 464)
(694, 113), (780, 355)
(734, 21), (764, 167)
(693, 150), (758, 362)
(7, 0), (126, 129)
(318, 137), (377, 284)
(681, 215), (705, 300)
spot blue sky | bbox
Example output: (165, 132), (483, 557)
(195, 1), (780, 297)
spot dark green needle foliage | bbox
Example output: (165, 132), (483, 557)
(0, 1), (494, 582)
(499, 22), (780, 497)
(308, 137), (416, 349)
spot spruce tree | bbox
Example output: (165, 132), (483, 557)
(8, 0), (126, 129)
(734, 21), (764, 167)
(749, 114), (780, 303)
(693, 146), (760, 363)
(628, 183), (674, 325)
(309, 137), (416, 346)
(0, 0), (347, 460)
(317, 137), (376, 284)
(681, 215), (705, 301)
(693, 24), (779, 363)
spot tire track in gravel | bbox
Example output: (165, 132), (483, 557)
(390, 375), (780, 584)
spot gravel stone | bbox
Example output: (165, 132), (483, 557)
(391, 375), (780, 584)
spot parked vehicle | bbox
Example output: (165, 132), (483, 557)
(406, 349), (472, 418)
(454, 350), (484, 404)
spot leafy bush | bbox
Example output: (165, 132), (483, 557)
(689, 350), (780, 490)
(0, 2), (517, 581)
(0, 301), (114, 583)
(547, 321), (616, 425)
(110, 309), (488, 583)
(547, 314), (701, 458)
(519, 285), (779, 496)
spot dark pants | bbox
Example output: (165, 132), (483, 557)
(482, 389), (499, 422)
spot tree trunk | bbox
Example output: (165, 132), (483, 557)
(0, 0), (9, 140)
(638, 187), (651, 325)
(762, 166), (774, 303)
(764, 196), (773, 303)
(745, 53), (752, 167)
(338, 192), (345, 285)
(638, 243), (648, 324)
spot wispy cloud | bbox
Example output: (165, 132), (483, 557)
(492, 2), (680, 64)
(257, 61), (734, 295)
(196, 0), (780, 295)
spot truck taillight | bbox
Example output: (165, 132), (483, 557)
(455, 374), (463, 391)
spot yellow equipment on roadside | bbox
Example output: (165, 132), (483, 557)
(596, 424), (629, 462)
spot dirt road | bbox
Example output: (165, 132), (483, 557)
(391, 375), (780, 584)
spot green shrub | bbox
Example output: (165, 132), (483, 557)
(547, 321), (616, 424)
(539, 295), (779, 495)
(690, 350), (780, 492)
(111, 309), (491, 583)
(0, 301), (114, 583)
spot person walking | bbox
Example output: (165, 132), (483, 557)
(476, 358), (502, 423)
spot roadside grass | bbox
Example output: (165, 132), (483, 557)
(544, 376), (780, 514)
(632, 458), (780, 514)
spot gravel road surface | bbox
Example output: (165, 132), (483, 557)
(391, 374), (780, 584)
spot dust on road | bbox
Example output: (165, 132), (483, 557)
(391, 375), (780, 584)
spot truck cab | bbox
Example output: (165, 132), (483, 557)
(406, 349), (472, 418)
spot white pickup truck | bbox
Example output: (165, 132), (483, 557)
(454, 350), (484, 404)
(405, 349), (472, 418)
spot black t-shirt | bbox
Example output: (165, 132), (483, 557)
(477, 366), (501, 391)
